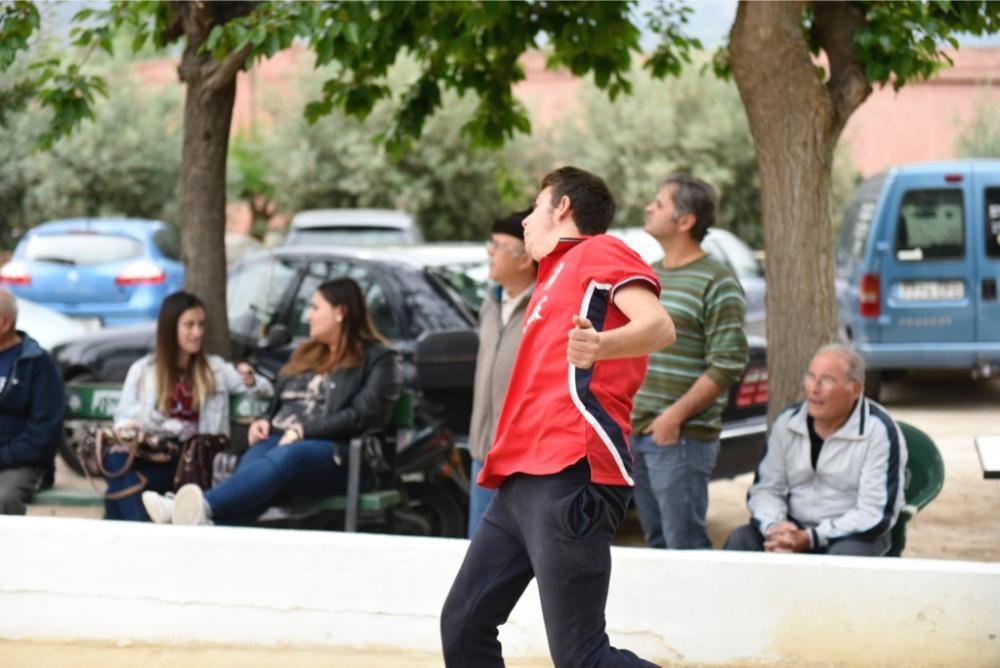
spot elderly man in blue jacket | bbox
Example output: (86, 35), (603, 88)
(0, 289), (64, 514)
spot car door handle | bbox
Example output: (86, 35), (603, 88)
(984, 278), (998, 302)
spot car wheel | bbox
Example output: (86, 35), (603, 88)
(59, 372), (99, 477)
(404, 481), (467, 538)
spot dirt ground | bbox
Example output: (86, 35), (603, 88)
(1, 640), (565, 668)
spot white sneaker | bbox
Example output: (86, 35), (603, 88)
(173, 484), (212, 525)
(142, 491), (175, 524)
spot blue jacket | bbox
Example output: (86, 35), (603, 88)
(0, 332), (64, 471)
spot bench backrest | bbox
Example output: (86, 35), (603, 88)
(64, 384), (271, 422)
(65, 384), (413, 429)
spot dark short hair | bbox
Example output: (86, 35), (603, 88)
(491, 208), (532, 241)
(662, 174), (717, 242)
(541, 166), (615, 235)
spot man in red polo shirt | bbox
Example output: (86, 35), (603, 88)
(441, 167), (676, 667)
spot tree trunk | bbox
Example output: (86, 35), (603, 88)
(178, 72), (236, 358)
(729, 1), (870, 422)
(173, 2), (255, 358)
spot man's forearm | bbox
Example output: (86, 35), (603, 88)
(599, 285), (675, 359)
(663, 373), (724, 423)
(597, 313), (674, 360)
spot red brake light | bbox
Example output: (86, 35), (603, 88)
(943, 174), (963, 183)
(115, 260), (165, 286)
(0, 262), (31, 286)
(859, 273), (880, 318)
(735, 368), (769, 408)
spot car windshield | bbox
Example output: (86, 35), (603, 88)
(377, 264), (474, 336)
(285, 227), (412, 247)
(227, 254), (298, 336)
(22, 234), (143, 266)
(426, 261), (490, 312)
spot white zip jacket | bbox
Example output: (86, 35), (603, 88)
(747, 397), (907, 549)
(114, 354), (273, 438)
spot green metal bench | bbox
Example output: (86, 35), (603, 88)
(36, 384), (410, 531)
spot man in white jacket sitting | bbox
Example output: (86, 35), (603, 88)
(724, 343), (907, 556)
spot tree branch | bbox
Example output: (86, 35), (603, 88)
(812, 1), (871, 134)
(204, 44), (252, 92)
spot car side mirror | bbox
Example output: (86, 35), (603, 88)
(258, 324), (291, 350)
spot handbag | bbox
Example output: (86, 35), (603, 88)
(174, 434), (231, 491)
(76, 425), (182, 500)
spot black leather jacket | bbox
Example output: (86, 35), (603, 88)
(265, 342), (402, 442)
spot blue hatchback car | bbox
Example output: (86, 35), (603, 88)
(0, 218), (184, 327)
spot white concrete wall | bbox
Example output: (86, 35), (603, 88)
(1, 516), (998, 666)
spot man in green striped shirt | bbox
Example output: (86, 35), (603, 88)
(631, 175), (748, 549)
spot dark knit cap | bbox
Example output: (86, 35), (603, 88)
(490, 208), (532, 241)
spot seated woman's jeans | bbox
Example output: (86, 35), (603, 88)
(204, 435), (347, 524)
(104, 452), (177, 522)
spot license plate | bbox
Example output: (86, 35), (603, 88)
(897, 280), (965, 301)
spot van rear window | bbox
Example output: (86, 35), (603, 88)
(986, 188), (1000, 259)
(894, 189), (965, 261)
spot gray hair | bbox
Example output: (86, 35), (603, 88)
(661, 174), (718, 242)
(0, 288), (17, 323)
(815, 343), (865, 386)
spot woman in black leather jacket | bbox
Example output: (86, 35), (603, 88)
(142, 277), (402, 525)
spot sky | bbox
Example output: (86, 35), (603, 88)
(44, 0), (1000, 50)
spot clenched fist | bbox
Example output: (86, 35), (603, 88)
(567, 315), (601, 369)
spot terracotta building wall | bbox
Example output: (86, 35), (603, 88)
(842, 48), (1000, 177)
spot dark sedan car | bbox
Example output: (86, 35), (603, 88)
(53, 246), (476, 383)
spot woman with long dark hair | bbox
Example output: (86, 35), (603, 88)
(142, 278), (402, 525)
(107, 291), (272, 521)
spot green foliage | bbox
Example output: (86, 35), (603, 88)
(534, 63), (857, 248)
(246, 57), (536, 242)
(954, 86), (1000, 158)
(205, 1), (697, 154)
(0, 66), (182, 249)
(0, 1), (39, 71)
(854, 1), (1000, 91)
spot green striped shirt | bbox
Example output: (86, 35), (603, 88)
(632, 254), (748, 441)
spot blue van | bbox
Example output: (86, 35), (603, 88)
(836, 160), (1000, 398)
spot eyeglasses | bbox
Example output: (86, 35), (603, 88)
(486, 239), (525, 257)
(803, 373), (852, 390)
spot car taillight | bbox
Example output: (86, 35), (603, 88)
(115, 260), (166, 286)
(859, 273), (880, 318)
(735, 367), (769, 408)
(0, 262), (31, 286)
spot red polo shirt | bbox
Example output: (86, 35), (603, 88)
(478, 235), (661, 488)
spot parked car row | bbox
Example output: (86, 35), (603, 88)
(51, 229), (770, 485)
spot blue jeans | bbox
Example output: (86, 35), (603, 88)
(631, 432), (719, 549)
(467, 458), (498, 538)
(205, 436), (346, 524)
(104, 452), (177, 522)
